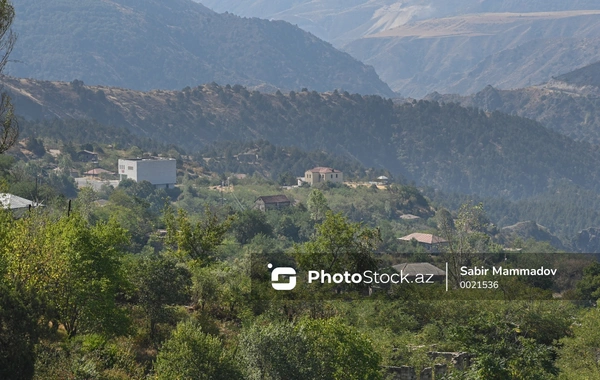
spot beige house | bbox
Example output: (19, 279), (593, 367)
(304, 167), (343, 186)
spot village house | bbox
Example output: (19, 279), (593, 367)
(254, 195), (291, 211)
(0, 193), (42, 217)
(304, 167), (343, 186)
(84, 168), (114, 177)
(118, 157), (176, 189)
(77, 150), (98, 162)
(398, 232), (448, 252)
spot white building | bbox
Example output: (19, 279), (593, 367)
(118, 158), (176, 189)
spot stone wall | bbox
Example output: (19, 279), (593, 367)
(383, 351), (471, 379)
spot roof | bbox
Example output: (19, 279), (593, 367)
(78, 150), (97, 155)
(119, 157), (175, 161)
(0, 193), (39, 210)
(256, 195), (290, 204)
(400, 214), (420, 220)
(392, 262), (446, 277)
(85, 168), (114, 175)
(398, 233), (447, 244)
(307, 167), (341, 173)
(377, 176), (389, 180)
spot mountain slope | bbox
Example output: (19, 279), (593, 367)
(6, 76), (600, 200)
(199, 0), (600, 97)
(199, 0), (600, 46)
(426, 60), (600, 144)
(7, 0), (393, 96)
(345, 11), (600, 97)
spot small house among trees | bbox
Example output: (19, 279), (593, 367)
(254, 195), (291, 211)
(0, 193), (42, 217)
(77, 150), (98, 162)
(398, 232), (448, 252)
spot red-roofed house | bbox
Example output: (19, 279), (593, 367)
(304, 167), (343, 186)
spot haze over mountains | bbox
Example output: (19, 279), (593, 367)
(201, 0), (600, 97)
(4, 0), (600, 244)
(6, 0), (393, 96)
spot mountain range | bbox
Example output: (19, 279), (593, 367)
(6, 0), (393, 96)
(201, 0), (600, 97)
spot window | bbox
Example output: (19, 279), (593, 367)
(128, 166), (134, 170)
(336, 174), (338, 178)
(119, 165), (125, 169)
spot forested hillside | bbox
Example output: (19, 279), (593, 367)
(6, 77), (600, 200)
(197, 140), (376, 183)
(6, 0), (393, 96)
(427, 61), (600, 144)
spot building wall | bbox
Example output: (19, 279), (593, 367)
(118, 158), (176, 187)
(304, 170), (343, 185)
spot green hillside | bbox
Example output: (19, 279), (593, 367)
(7, 77), (600, 200)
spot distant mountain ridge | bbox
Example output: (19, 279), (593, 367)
(6, 0), (394, 96)
(199, 0), (600, 46)
(199, 0), (600, 97)
(426, 60), (600, 144)
(345, 11), (600, 97)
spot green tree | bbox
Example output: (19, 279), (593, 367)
(295, 211), (380, 273)
(2, 212), (128, 337)
(0, 0), (16, 155)
(154, 321), (242, 380)
(439, 202), (498, 287)
(240, 318), (381, 380)
(575, 262), (600, 305)
(164, 205), (233, 265)
(307, 188), (329, 221)
(557, 307), (600, 379)
(230, 209), (272, 244)
(127, 256), (191, 338)
(0, 282), (40, 380)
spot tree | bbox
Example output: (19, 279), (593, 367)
(557, 307), (600, 379)
(2, 212), (128, 337)
(0, 282), (40, 380)
(230, 209), (272, 244)
(307, 188), (329, 221)
(25, 137), (45, 157)
(164, 205), (233, 265)
(127, 256), (191, 338)
(295, 211), (380, 274)
(0, 0), (16, 154)
(575, 262), (600, 305)
(240, 318), (381, 380)
(438, 202), (498, 287)
(154, 321), (242, 380)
